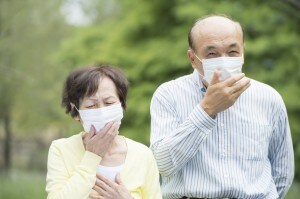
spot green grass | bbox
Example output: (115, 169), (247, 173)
(0, 170), (299, 199)
(0, 170), (47, 199)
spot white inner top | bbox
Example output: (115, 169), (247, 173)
(97, 164), (124, 182)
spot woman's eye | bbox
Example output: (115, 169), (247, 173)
(86, 104), (96, 108)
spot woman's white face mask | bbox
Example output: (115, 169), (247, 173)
(194, 54), (244, 85)
(74, 103), (123, 133)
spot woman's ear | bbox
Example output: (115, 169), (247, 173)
(70, 102), (81, 122)
(74, 115), (80, 121)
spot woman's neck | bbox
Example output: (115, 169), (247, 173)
(99, 135), (127, 166)
(106, 135), (123, 155)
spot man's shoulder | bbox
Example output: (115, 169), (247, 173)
(154, 73), (194, 95)
(248, 79), (284, 105)
(250, 79), (281, 96)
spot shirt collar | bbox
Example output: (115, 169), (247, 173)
(192, 69), (207, 93)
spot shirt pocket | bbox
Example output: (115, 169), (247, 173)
(234, 123), (272, 161)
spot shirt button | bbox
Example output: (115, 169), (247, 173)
(220, 123), (224, 127)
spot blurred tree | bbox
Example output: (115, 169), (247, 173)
(54, 0), (300, 179)
(0, 0), (70, 171)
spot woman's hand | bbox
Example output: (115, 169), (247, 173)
(90, 173), (132, 199)
(83, 122), (120, 157)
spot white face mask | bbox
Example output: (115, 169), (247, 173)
(75, 103), (123, 133)
(194, 54), (244, 85)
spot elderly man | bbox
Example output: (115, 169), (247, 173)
(150, 15), (294, 199)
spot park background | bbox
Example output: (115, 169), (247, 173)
(0, 0), (299, 198)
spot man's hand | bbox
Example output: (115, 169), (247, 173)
(89, 173), (133, 199)
(200, 70), (251, 117)
(83, 122), (120, 157)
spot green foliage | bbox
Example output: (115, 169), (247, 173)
(0, 0), (72, 136)
(54, 0), (300, 180)
(0, 0), (299, 187)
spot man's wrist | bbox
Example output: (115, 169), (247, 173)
(200, 101), (216, 118)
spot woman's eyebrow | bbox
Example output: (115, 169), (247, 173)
(85, 97), (98, 101)
(103, 96), (117, 100)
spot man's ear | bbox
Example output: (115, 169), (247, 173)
(187, 49), (196, 69)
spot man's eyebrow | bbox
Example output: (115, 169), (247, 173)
(204, 45), (217, 52)
(229, 43), (239, 48)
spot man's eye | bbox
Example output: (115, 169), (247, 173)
(206, 52), (218, 58)
(86, 104), (96, 108)
(229, 51), (239, 55)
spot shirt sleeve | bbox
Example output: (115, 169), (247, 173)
(268, 99), (294, 199)
(150, 86), (216, 177)
(142, 150), (163, 199)
(46, 141), (102, 199)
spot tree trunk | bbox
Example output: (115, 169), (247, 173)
(3, 107), (12, 172)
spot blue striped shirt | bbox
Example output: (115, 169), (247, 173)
(150, 70), (294, 199)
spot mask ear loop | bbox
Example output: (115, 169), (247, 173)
(70, 103), (79, 112)
(192, 53), (209, 86)
(193, 53), (202, 63)
(70, 103), (82, 123)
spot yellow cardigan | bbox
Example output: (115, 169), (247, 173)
(46, 132), (162, 199)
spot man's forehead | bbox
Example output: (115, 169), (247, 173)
(203, 43), (241, 51)
(192, 16), (243, 40)
(194, 16), (239, 30)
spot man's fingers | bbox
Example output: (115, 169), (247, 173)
(231, 77), (251, 94)
(224, 73), (245, 86)
(233, 79), (251, 99)
(238, 80), (251, 94)
(210, 70), (220, 85)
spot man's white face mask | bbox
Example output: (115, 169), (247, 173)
(194, 54), (244, 85)
(73, 103), (123, 133)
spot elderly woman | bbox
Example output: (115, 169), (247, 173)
(46, 64), (162, 199)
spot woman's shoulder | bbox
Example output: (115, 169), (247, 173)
(124, 137), (153, 156)
(50, 132), (84, 151)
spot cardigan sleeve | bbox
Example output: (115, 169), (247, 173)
(46, 141), (102, 199)
(142, 149), (162, 199)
